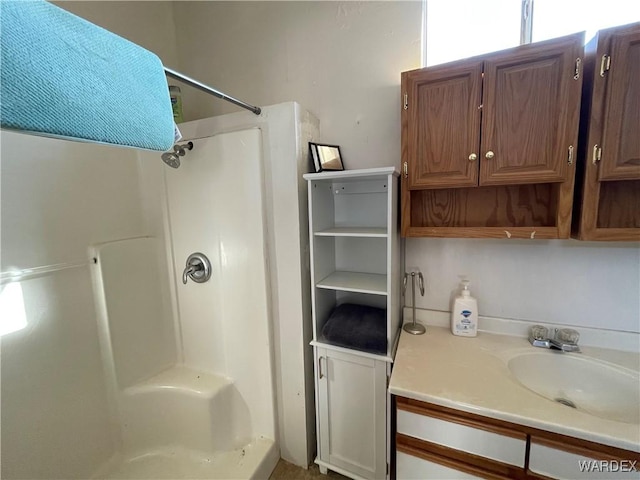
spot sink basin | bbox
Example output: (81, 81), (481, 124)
(508, 352), (640, 424)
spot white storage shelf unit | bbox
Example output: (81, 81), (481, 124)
(304, 167), (401, 361)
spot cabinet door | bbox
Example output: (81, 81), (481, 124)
(598, 29), (640, 181)
(316, 348), (387, 479)
(403, 60), (482, 189)
(480, 35), (583, 186)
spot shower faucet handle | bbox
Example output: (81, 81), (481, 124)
(182, 265), (198, 284)
(182, 252), (211, 285)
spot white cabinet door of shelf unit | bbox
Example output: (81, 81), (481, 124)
(316, 348), (387, 480)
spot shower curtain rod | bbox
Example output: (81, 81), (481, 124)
(164, 67), (262, 116)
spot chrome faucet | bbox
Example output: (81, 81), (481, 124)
(529, 325), (580, 353)
(529, 325), (551, 348)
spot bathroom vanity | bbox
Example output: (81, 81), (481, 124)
(389, 326), (640, 479)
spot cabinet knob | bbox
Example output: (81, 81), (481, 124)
(468, 153), (477, 161)
(485, 151), (495, 159)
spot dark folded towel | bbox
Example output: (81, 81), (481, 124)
(321, 303), (387, 355)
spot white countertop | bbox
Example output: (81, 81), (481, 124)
(389, 326), (640, 452)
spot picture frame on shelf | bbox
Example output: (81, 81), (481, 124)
(309, 142), (345, 172)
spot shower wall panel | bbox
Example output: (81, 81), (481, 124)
(92, 237), (176, 389)
(163, 128), (275, 440)
(0, 131), (146, 478)
(147, 102), (320, 467)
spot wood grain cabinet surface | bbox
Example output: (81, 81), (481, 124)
(403, 60), (483, 190)
(401, 33), (584, 239)
(573, 22), (640, 241)
(394, 396), (640, 480)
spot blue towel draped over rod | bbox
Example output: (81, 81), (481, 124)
(0, 0), (261, 152)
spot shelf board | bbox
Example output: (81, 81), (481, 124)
(303, 166), (399, 182)
(316, 271), (387, 295)
(310, 340), (394, 363)
(315, 227), (387, 238)
(404, 226), (560, 239)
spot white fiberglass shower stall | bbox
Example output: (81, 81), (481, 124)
(0, 102), (318, 478)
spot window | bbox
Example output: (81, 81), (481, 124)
(425, 0), (522, 66)
(425, 0), (640, 67)
(0, 282), (27, 336)
(532, 0), (640, 42)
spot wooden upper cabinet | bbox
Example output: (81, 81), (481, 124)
(598, 29), (640, 181)
(402, 33), (583, 191)
(403, 61), (482, 189)
(400, 33), (584, 239)
(572, 22), (640, 241)
(480, 36), (583, 186)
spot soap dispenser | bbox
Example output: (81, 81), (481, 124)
(450, 278), (478, 337)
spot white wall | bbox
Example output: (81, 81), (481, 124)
(0, 131), (147, 478)
(54, 1), (179, 68)
(169, 1), (639, 335)
(406, 238), (640, 333)
(171, 1), (422, 169)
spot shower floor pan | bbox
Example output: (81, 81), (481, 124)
(98, 440), (276, 479)
(93, 366), (278, 479)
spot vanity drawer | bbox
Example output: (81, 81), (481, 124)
(528, 437), (640, 480)
(396, 408), (526, 467)
(397, 451), (487, 480)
